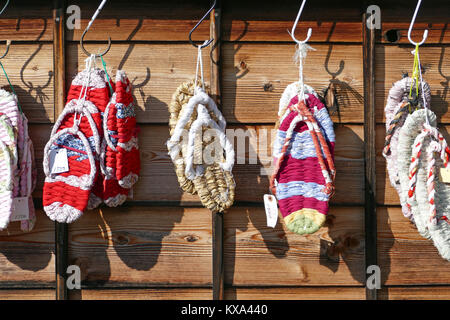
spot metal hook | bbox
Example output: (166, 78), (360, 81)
(188, 0), (216, 49)
(408, 0), (428, 46)
(289, 0), (312, 44)
(80, 0), (111, 57)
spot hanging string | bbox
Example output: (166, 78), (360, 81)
(74, 54), (96, 127)
(409, 44), (429, 125)
(100, 55), (114, 95)
(293, 42), (315, 103)
(0, 60), (22, 114)
(194, 40), (208, 92)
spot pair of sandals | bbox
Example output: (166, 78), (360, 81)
(384, 77), (450, 261)
(271, 82), (336, 235)
(167, 81), (235, 213)
(0, 89), (36, 231)
(43, 58), (139, 223)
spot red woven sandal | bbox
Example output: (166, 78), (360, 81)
(43, 61), (110, 223)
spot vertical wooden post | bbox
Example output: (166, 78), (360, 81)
(53, 0), (68, 300)
(210, 0), (224, 300)
(362, 10), (378, 300)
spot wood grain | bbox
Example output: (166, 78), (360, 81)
(67, 43), (211, 124)
(225, 206), (365, 286)
(375, 45), (450, 124)
(67, 206), (363, 287)
(68, 206), (212, 287)
(0, 210), (55, 287)
(378, 206), (450, 285)
(381, 23), (450, 44)
(0, 44), (54, 124)
(222, 43), (364, 124)
(29, 123), (364, 205)
(0, 289), (54, 300)
(134, 124), (364, 204)
(379, 286), (450, 300)
(72, 286), (365, 300)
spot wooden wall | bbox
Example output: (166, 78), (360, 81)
(0, 0), (448, 300)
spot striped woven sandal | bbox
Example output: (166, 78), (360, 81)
(271, 89), (335, 235)
(167, 84), (235, 213)
(43, 57), (110, 223)
(399, 109), (450, 260)
(0, 112), (17, 229)
(101, 70), (140, 206)
(383, 77), (431, 220)
(0, 89), (37, 231)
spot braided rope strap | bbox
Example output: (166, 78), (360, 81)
(408, 124), (450, 224)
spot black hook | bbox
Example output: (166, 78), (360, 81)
(80, 28), (111, 57)
(80, 0), (111, 57)
(188, 0), (216, 49)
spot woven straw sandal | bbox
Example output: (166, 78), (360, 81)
(383, 77), (431, 220)
(168, 80), (212, 194)
(43, 98), (101, 223)
(167, 84), (235, 213)
(0, 113), (17, 229)
(271, 90), (335, 235)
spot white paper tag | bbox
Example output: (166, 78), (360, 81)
(50, 148), (69, 174)
(10, 197), (29, 222)
(439, 167), (450, 183)
(264, 194), (278, 228)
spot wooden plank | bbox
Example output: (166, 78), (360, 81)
(0, 44), (54, 123)
(72, 286), (365, 300)
(70, 288), (212, 300)
(381, 23), (450, 44)
(66, 43), (211, 124)
(68, 206), (212, 287)
(379, 286), (450, 300)
(67, 206), (363, 287)
(223, 21), (362, 43)
(225, 286), (365, 300)
(363, 10), (377, 300)
(0, 19), (53, 41)
(375, 45), (450, 124)
(225, 206), (365, 286)
(29, 122), (364, 205)
(0, 289), (54, 300)
(53, 1), (67, 301)
(210, 3), (224, 301)
(378, 206), (450, 285)
(66, 43), (363, 124)
(222, 43), (364, 124)
(0, 210), (55, 287)
(135, 124), (364, 205)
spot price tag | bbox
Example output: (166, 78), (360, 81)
(264, 194), (278, 228)
(10, 197), (29, 222)
(440, 167), (450, 183)
(50, 148), (69, 174)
